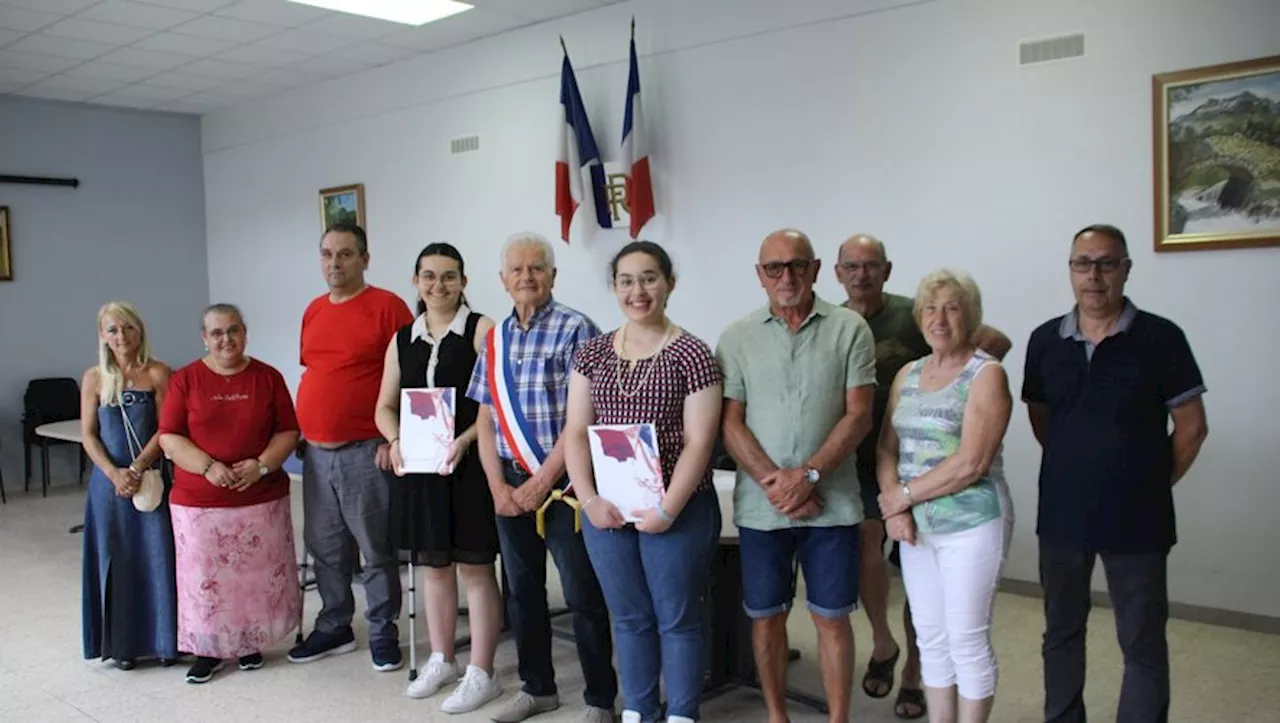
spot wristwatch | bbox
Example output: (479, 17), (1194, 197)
(804, 467), (821, 484)
(257, 460), (270, 478)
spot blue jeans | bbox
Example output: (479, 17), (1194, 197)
(737, 524), (861, 619)
(583, 489), (721, 721)
(495, 465), (617, 709)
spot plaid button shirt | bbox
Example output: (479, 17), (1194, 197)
(466, 298), (601, 463)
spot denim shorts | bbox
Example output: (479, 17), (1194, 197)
(737, 524), (861, 620)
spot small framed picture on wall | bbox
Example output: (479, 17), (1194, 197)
(0, 206), (12, 281)
(1153, 53), (1280, 252)
(319, 183), (366, 232)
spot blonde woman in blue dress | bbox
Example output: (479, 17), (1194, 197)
(876, 270), (1014, 723)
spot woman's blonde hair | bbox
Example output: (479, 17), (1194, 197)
(97, 301), (152, 406)
(912, 268), (984, 342)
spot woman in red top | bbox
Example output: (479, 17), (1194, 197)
(158, 304), (302, 685)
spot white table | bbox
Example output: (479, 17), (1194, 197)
(34, 419), (87, 532)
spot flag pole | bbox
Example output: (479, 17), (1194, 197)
(559, 34), (568, 55)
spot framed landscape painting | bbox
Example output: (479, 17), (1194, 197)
(0, 206), (12, 281)
(319, 183), (365, 231)
(1153, 54), (1280, 252)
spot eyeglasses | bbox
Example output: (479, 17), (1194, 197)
(761, 258), (814, 279)
(206, 325), (243, 341)
(418, 270), (461, 285)
(614, 273), (664, 291)
(1068, 256), (1128, 273)
(836, 260), (884, 274)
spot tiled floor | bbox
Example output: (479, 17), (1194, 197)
(2, 478), (1277, 722)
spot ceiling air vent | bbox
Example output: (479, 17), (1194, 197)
(1019, 33), (1085, 65)
(451, 135), (480, 154)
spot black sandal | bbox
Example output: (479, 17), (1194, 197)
(861, 646), (900, 699)
(894, 686), (926, 720)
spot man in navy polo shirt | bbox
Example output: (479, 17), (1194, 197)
(1022, 224), (1209, 723)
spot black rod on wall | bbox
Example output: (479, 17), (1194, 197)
(0, 174), (80, 188)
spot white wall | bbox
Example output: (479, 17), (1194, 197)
(0, 96), (208, 490)
(200, 0), (1280, 617)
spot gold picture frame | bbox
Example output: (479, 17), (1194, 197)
(1153, 54), (1280, 252)
(319, 183), (366, 231)
(0, 206), (12, 281)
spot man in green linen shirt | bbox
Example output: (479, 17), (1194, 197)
(717, 228), (877, 723)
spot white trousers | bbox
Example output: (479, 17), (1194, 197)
(899, 510), (1013, 700)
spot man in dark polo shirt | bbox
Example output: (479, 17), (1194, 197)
(1022, 224), (1209, 723)
(836, 233), (1011, 720)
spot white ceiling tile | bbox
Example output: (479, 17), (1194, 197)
(377, 9), (529, 51)
(167, 15), (279, 42)
(64, 60), (160, 82)
(42, 17), (157, 45)
(0, 48), (82, 72)
(299, 13), (402, 40)
(127, 0), (235, 11)
(0, 0), (98, 14)
(0, 5), (63, 32)
(95, 46), (191, 69)
(179, 88), (241, 107)
(248, 65), (327, 87)
(107, 81), (196, 101)
(178, 56), (259, 79)
(77, 1), (200, 31)
(143, 69), (225, 90)
(154, 97), (219, 113)
(219, 43), (308, 66)
(0, 64), (48, 84)
(211, 76), (286, 98)
(133, 31), (235, 56)
(253, 27), (350, 53)
(0, 26), (23, 45)
(479, 0), (601, 21)
(7, 33), (118, 61)
(331, 42), (419, 66)
(15, 83), (99, 101)
(27, 73), (126, 94)
(288, 53), (372, 77)
(213, 0), (330, 27)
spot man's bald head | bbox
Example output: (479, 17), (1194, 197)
(838, 233), (887, 263)
(759, 228), (815, 262)
(756, 227), (820, 310)
(835, 232), (893, 309)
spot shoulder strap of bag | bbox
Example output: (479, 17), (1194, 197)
(119, 404), (143, 463)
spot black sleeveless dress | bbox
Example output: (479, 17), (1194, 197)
(392, 311), (498, 567)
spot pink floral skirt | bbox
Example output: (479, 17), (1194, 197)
(171, 497), (301, 659)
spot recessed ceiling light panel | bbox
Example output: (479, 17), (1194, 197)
(288, 0), (474, 26)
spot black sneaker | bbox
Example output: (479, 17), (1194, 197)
(370, 639), (402, 672)
(238, 653), (264, 671)
(113, 658), (136, 671)
(185, 657), (224, 684)
(287, 628), (357, 664)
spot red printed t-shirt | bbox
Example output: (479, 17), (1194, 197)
(159, 358), (299, 508)
(296, 286), (412, 443)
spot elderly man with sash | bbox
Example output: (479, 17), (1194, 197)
(467, 232), (617, 723)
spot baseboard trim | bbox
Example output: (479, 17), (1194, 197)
(997, 578), (1280, 636)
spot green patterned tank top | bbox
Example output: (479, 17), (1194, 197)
(891, 351), (1006, 535)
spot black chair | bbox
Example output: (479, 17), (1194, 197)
(22, 377), (85, 497)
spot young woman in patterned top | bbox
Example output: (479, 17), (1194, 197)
(563, 241), (723, 723)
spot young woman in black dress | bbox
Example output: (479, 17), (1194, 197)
(374, 243), (503, 713)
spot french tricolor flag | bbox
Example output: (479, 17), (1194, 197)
(621, 19), (654, 239)
(556, 39), (611, 243)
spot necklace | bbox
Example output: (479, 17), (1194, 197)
(615, 321), (675, 398)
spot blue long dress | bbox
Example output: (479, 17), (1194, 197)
(81, 389), (179, 663)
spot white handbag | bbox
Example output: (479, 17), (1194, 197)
(121, 404), (164, 513)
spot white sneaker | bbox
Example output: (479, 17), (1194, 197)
(621, 712), (642, 723)
(440, 664), (503, 714)
(666, 717), (695, 723)
(406, 654), (459, 699)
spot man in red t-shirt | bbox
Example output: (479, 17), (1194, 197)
(287, 223), (414, 673)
